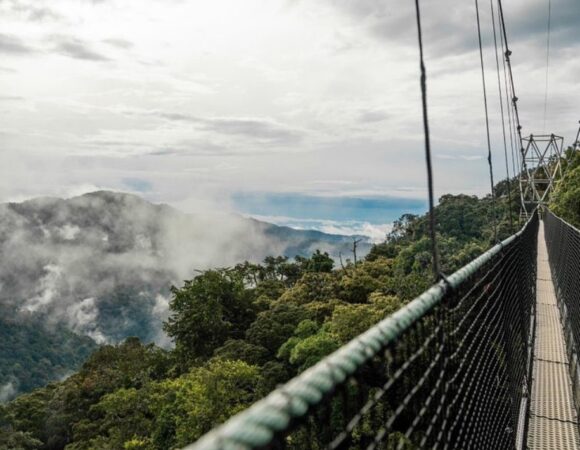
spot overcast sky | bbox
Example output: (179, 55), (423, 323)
(1, 0), (578, 232)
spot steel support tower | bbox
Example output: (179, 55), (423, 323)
(519, 134), (564, 217)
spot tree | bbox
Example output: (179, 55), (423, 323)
(152, 360), (262, 448)
(0, 431), (42, 450)
(164, 270), (256, 365)
(2, 182), (538, 450)
(550, 148), (580, 227)
(287, 331), (339, 372)
(245, 303), (310, 354)
(279, 272), (338, 305)
(295, 250), (334, 273)
(67, 387), (154, 450)
(213, 340), (269, 366)
(329, 293), (402, 343)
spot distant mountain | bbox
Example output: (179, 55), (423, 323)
(0, 191), (371, 399)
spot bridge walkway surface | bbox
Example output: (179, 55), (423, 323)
(527, 222), (580, 449)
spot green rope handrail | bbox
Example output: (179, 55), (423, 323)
(186, 211), (538, 450)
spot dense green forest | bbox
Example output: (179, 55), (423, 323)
(2, 153), (578, 450)
(550, 147), (580, 227)
(0, 190), (377, 402)
(0, 309), (97, 399)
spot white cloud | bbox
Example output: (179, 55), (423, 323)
(22, 264), (63, 312)
(0, 0), (577, 207)
(66, 297), (107, 343)
(0, 381), (17, 402)
(249, 214), (392, 243)
(58, 224), (81, 240)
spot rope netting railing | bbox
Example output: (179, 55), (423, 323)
(544, 209), (580, 418)
(187, 211), (539, 450)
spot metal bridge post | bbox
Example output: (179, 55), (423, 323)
(519, 134), (564, 218)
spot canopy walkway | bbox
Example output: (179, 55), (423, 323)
(528, 220), (579, 448)
(184, 0), (577, 447)
(187, 211), (580, 449)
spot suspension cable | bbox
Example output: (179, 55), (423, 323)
(475, 0), (498, 242)
(498, 0), (527, 218)
(490, 0), (514, 231)
(499, 9), (521, 224)
(413, 0), (439, 280)
(498, 8), (519, 179)
(543, 0), (552, 133)
(498, 0), (524, 151)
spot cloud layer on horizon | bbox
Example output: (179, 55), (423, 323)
(0, 0), (578, 215)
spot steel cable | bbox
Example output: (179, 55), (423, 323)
(490, 0), (514, 231)
(413, 0), (440, 281)
(543, 0), (552, 133)
(187, 213), (539, 450)
(475, 0), (498, 242)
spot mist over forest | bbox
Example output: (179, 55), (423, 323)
(0, 190), (371, 399)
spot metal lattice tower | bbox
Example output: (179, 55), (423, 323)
(519, 134), (564, 217)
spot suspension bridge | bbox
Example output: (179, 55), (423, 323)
(184, 0), (580, 448)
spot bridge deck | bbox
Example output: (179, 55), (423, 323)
(527, 223), (580, 449)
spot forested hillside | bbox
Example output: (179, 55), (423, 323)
(0, 190), (523, 450)
(0, 307), (96, 402)
(550, 147), (580, 227)
(0, 191), (372, 400)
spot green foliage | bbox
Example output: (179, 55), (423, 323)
(276, 320), (321, 362)
(550, 148), (580, 227)
(213, 339), (269, 366)
(368, 193), (516, 280)
(278, 272), (339, 304)
(287, 330), (339, 372)
(3, 190), (525, 449)
(329, 293), (402, 343)
(163, 269), (256, 366)
(151, 360), (262, 448)
(297, 250), (335, 273)
(123, 438), (155, 450)
(0, 430), (42, 450)
(245, 302), (310, 354)
(73, 387), (154, 450)
(0, 307), (97, 400)
(2, 338), (170, 450)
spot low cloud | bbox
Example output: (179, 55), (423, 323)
(505, 0), (580, 49)
(123, 178), (153, 192)
(2, 1), (63, 22)
(207, 117), (303, 143)
(319, 0), (476, 53)
(22, 264), (63, 313)
(66, 297), (106, 343)
(52, 36), (111, 62)
(0, 191), (361, 348)
(358, 109), (389, 123)
(18, 6), (62, 22)
(28, 7), (62, 22)
(0, 95), (24, 101)
(0, 66), (17, 73)
(103, 38), (134, 49)
(154, 112), (304, 144)
(436, 154), (484, 161)
(320, 0), (580, 58)
(251, 215), (392, 243)
(0, 33), (36, 55)
(0, 381), (17, 403)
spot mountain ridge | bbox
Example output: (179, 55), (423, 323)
(0, 190), (373, 400)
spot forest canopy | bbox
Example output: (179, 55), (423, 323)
(4, 162), (580, 450)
